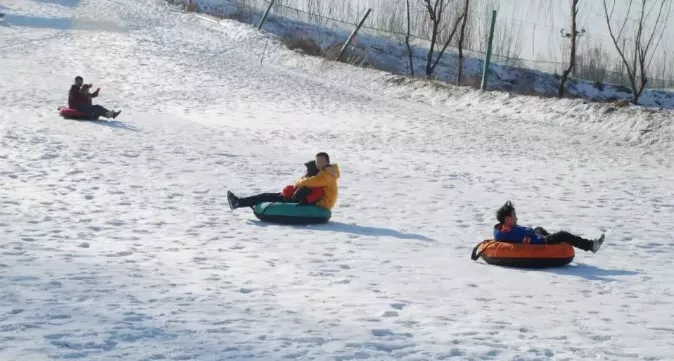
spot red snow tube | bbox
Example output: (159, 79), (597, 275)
(58, 106), (96, 120)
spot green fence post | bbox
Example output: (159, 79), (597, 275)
(337, 8), (372, 62)
(481, 9), (497, 91)
(257, 0), (276, 30)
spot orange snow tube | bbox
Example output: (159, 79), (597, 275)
(471, 240), (575, 268)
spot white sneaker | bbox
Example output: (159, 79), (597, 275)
(591, 234), (605, 253)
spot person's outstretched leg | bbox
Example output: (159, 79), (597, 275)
(76, 104), (118, 119)
(91, 105), (121, 119)
(227, 190), (285, 209)
(90, 105), (110, 118)
(545, 231), (605, 253)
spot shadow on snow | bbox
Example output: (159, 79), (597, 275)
(248, 220), (436, 242)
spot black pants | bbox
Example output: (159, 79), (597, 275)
(77, 104), (110, 118)
(537, 227), (593, 251)
(236, 187), (314, 208)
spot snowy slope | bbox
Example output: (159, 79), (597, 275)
(186, 1), (674, 149)
(1, 0), (674, 360)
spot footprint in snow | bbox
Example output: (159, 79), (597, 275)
(106, 251), (133, 257)
(382, 311), (398, 317)
(390, 303), (406, 310)
(371, 329), (394, 337)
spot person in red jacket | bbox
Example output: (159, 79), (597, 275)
(227, 159), (325, 210)
(68, 76), (121, 119)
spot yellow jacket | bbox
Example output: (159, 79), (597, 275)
(295, 164), (340, 210)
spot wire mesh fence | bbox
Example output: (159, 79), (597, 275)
(179, 0), (674, 90)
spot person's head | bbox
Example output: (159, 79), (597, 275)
(81, 83), (90, 92)
(304, 160), (319, 177)
(315, 152), (330, 170)
(75, 76), (83, 87)
(496, 201), (517, 226)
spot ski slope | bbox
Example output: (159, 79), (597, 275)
(1, 0), (673, 360)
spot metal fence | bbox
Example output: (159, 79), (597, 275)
(184, 0), (674, 89)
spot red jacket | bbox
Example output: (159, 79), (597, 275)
(282, 185), (324, 203)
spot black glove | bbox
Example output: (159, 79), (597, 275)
(534, 227), (549, 236)
(290, 187), (312, 203)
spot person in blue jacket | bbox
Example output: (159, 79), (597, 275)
(494, 201), (605, 253)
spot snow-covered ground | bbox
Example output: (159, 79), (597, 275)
(1, 0), (674, 360)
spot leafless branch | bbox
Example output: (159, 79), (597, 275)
(602, 0), (672, 104)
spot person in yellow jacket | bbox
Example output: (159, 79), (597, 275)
(294, 152), (340, 210)
(227, 152), (340, 210)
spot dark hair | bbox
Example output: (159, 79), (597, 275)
(496, 201), (515, 224)
(315, 152), (330, 164)
(75, 76), (83, 81)
(304, 160), (319, 177)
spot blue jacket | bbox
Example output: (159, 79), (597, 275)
(493, 224), (546, 244)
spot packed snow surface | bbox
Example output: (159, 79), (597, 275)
(0, 0), (673, 360)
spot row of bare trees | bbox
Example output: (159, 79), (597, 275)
(557, 0), (671, 103)
(273, 0), (673, 103)
(410, 0), (672, 104)
(275, 0), (522, 82)
(403, 0), (471, 81)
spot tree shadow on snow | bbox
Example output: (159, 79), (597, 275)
(3, 14), (125, 32)
(32, 0), (80, 8)
(536, 263), (640, 282)
(248, 220), (435, 242)
(3, 15), (73, 30)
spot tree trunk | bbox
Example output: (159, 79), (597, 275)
(405, 0), (414, 76)
(602, 0), (671, 105)
(457, 0), (470, 84)
(425, 1), (442, 77)
(558, 0), (579, 97)
(430, 12), (465, 73)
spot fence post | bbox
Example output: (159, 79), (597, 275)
(480, 9), (497, 91)
(257, 0), (276, 30)
(337, 8), (372, 62)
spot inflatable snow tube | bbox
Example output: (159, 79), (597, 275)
(471, 240), (574, 268)
(58, 106), (97, 120)
(253, 202), (331, 225)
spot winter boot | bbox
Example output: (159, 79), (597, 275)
(227, 191), (240, 210)
(591, 234), (605, 253)
(111, 110), (121, 119)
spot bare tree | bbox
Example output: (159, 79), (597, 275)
(406, 0), (415, 76)
(420, 0), (466, 77)
(558, 0), (580, 97)
(456, 0), (470, 84)
(602, 0), (672, 104)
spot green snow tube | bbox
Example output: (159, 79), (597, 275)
(253, 202), (332, 225)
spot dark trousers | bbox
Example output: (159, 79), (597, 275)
(77, 104), (110, 118)
(236, 187), (314, 208)
(536, 227), (593, 251)
(236, 192), (286, 208)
